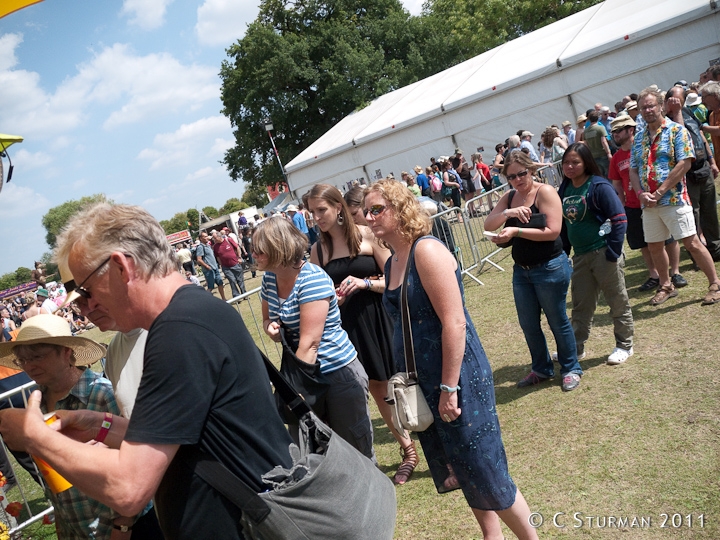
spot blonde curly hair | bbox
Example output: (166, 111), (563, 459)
(365, 180), (431, 245)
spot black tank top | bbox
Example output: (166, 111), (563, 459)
(506, 193), (563, 267)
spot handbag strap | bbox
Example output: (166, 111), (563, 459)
(401, 240), (419, 380)
(181, 347), (314, 524)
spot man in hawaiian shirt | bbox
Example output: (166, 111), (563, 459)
(629, 87), (720, 306)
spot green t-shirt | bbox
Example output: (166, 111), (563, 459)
(584, 123), (607, 159)
(562, 179), (605, 255)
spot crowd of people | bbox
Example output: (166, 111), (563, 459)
(0, 65), (717, 540)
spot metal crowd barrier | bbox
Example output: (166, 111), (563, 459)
(0, 381), (55, 537)
(429, 183), (511, 285)
(226, 287), (282, 365)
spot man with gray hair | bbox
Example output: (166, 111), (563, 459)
(629, 87), (720, 306)
(0, 203), (295, 539)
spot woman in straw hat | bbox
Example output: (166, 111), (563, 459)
(0, 315), (147, 539)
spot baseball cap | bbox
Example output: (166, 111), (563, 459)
(521, 131), (534, 138)
(625, 101), (638, 111)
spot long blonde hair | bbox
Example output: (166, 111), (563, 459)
(365, 180), (431, 246)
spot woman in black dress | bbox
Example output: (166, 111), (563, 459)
(307, 183), (419, 484)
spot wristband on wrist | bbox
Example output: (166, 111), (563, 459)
(96, 412), (113, 444)
(364, 278), (372, 290)
(516, 227), (522, 238)
(440, 384), (461, 393)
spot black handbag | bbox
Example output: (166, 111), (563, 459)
(497, 190), (548, 248)
(274, 325), (330, 424)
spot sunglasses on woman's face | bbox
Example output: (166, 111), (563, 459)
(363, 204), (387, 217)
(506, 170), (530, 182)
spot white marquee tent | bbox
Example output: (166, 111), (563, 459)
(285, 0), (720, 196)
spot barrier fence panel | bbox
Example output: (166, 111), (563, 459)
(0, 381), (55, 537)
(461, 184), (510, 275)
(226, 287), (282, 366)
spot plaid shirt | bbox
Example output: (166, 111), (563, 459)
(630, 117), (694, 206)
(40, 368), (121, 540)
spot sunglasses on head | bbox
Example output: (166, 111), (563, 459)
(506, 170), (530, 182)
(363, 204), (387, 217)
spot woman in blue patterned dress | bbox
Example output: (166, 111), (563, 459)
(365, 180), (538, 540)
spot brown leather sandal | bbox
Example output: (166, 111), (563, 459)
(650, 284), (677, 306)
(439, 464), (461, 493)
(393, 440), (419, 485)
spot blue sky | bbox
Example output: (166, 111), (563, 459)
(0, 0), (422, 276)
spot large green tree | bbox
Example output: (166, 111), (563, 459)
(219, 0), (427, 190)
(425, 0), (603, 59)
(160, 212), (192, 236)
(219, 198), (248, 215)
(41, 194), (111, 249)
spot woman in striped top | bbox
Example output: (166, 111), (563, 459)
(255, 217), (375, 460)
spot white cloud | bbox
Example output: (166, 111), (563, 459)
(138, 115), (232, 170)
(0, 182), (50, 220)
(0, 38), (221, 140)
(13, 149), (53, 170)
(121, 0), (175, 30)
(0, 33), (21, 71)
(196, 0), (257, 47)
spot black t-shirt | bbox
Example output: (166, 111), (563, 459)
(125, 285), (293, 539)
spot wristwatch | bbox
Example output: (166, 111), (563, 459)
(440, 384), (461, 393)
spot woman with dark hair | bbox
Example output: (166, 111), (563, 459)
(441, 161), (464, 222)
(307, 184), (419, 484)
(255, 217), (375, 459)
(343, 185), (369, 226)
(558, 143), (634, 366)
(365, 179), (538, 539)
(484, 151), (582, 391)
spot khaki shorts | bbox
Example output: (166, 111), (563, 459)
(642, 204), (696, 243)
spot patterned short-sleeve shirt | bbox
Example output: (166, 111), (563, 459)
(629, 117), (694, 206)
(40, 368), (123, 540)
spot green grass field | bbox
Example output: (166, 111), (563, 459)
(9, 244), (719, 539)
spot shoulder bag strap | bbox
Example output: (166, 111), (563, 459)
(182, 346), (313, 524)
(401, 240), (419, 380)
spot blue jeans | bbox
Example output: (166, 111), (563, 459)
(512, 253), (582, 378)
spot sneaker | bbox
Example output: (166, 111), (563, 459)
(561, 373), (581, 392)
(671, 274), (688, 288)
(638, 277), (660, 292)
(701, 283), (720, 305)
(551, 351), (586, 362)
(650, 284), (677, 306)
(607, 346), (633, 365)
(516, 372), (551, 388)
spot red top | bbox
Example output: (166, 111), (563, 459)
(212, 237), (240, 268)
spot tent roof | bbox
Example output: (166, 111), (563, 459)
(286, 0), (715, 176)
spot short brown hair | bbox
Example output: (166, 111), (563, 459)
(252, 217), (308, 268)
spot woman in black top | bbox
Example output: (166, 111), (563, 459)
(483, 152), (583, 392)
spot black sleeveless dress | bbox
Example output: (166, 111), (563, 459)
(321, 253), (394, 381)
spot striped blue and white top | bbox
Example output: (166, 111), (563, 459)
(261, 262), (356, 374)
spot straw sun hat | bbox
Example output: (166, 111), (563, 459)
(0, 314), (105, 369)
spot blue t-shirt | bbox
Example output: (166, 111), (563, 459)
(261, 263), (356, 373)
(292, 212), (309, 234)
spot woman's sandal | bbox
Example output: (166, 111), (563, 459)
(440, 464), (461, 493)
(393, 440), (419, 485)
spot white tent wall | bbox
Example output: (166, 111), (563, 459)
(285, 0), (719, 197)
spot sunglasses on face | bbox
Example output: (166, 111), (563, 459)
(74, 256), (112, 300)
(506, 170), (530, 182)
(363, 204), (387, 217)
